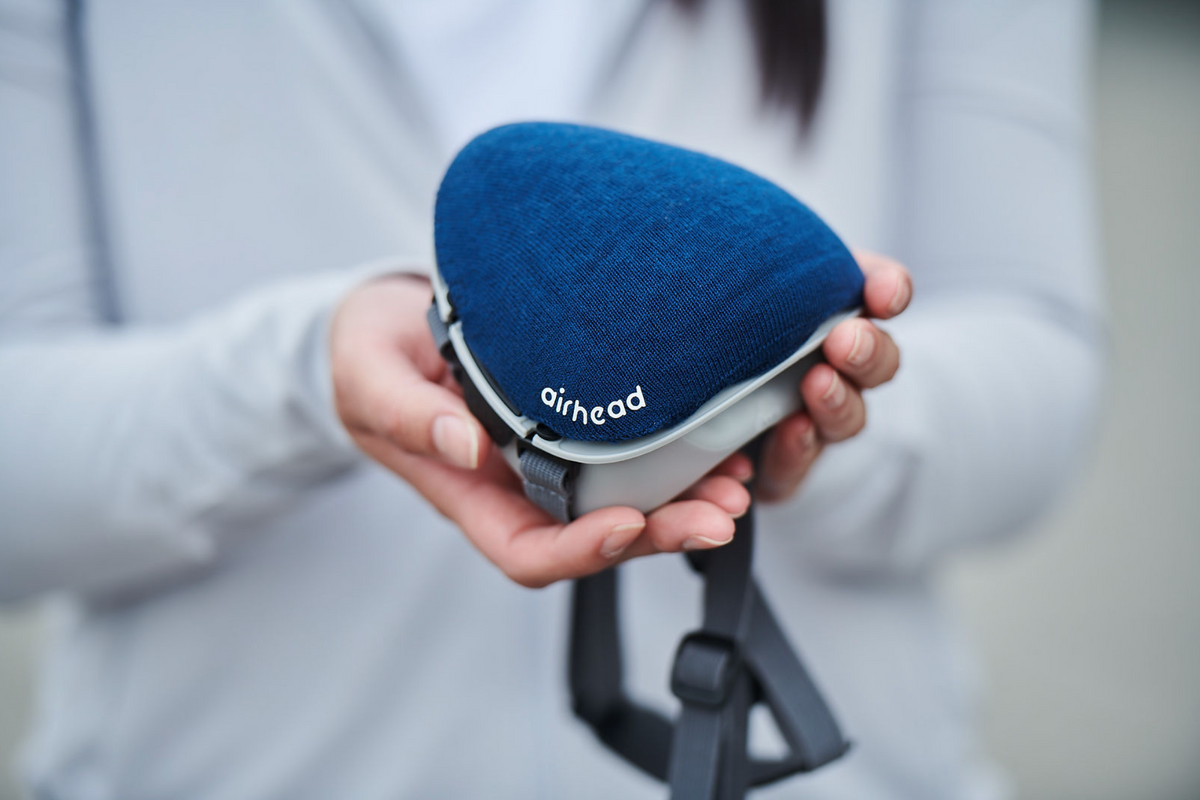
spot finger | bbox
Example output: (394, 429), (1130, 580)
(822, 318), (901, 389)
(613, 475), (750, 561)
(757, 413), (822, 502)
(709, 452), (754, 483)
(358, 436), (648, 587)
(501, 506), (650, 588)
(851, 249), (912, 319)
(341, 275), (448, 381)
(364, 431), (739, 581)
(678, 475), (751, 518)
(356, 434), (549, 544)
(637, 498), (738, 555)
(343, 345), (489, 470)
(801, 363), (867, 443)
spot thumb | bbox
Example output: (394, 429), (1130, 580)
(353, 349), (490, 470)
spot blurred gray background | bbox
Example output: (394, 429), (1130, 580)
(939, 2), (1200, 798)
(2, 2), (1198, 798)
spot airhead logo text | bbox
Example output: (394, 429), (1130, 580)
(540, 385), (646, 427)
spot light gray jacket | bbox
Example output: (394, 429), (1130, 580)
(0, 1), (1103, 798)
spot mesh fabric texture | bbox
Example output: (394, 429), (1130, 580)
(434, 123), (862, 442)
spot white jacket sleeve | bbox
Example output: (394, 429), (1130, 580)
(764, 0), (1107, 576)
(0, 6), (366, 602)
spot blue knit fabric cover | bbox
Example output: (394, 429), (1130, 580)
(435, 123), (863, 442)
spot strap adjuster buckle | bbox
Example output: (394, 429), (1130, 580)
(670, 631), (742, 707)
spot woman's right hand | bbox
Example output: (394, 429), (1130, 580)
(329, 274), (749, 588)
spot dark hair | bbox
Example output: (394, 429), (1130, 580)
(672, 0), (827, 132)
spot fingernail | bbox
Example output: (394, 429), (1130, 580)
(822, 373), (847, 408)
(888, 279), (911, 316)
(683, 534), (734, 551)
(845, 324), (875, 367)
(731, 507), (748, 520)
(432, 415), (479, 469)
(602, 521), (645, 559)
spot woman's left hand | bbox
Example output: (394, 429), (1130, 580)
(739, 249), (912, 502)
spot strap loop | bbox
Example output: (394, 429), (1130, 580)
(671, 632), (742, 707)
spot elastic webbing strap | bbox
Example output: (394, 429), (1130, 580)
(518, 449), (573, 524)
(744, 588), (850, 775)
(569, 504), (850, 800)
